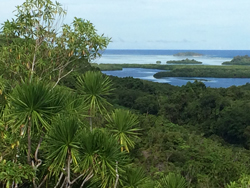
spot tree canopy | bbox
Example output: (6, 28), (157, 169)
(0, 0), (110, 86)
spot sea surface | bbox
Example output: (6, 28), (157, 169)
(96, 49), (250, 88)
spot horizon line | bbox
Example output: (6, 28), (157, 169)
(104, 49), (250, 51)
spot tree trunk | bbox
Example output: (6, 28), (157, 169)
(114, 161), (119, 188)
(88, 108), (93, 132)
(66, 150), (71, 188)
(27, 118), (32, 165)
(90, 116), (92, 132)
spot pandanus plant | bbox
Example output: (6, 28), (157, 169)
(8, 80), (67, 187)
(76, 71), (113, 131)
(45, 118), (127, 188)
(106, 109), (141, 152)
(156, 173), (187, 188)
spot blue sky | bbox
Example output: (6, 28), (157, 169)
(1, 0), (250, 49)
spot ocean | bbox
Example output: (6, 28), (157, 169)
(96, 49), (250, 88)
(95, 49), (250, 65)
(98, 49), (250, 57)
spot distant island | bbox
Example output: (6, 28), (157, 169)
(173, 52), (204, 56)
(167, 58), (202, 64)
(222, 55), (250, 65)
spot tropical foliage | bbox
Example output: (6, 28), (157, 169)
(156, 173), (187, 188)
(1, 0), (250, 188)
(106, 109), (140, 152)
(223, 55), (250, 65)
(77, 71), (113, 131)
(0, 0), (110, 85)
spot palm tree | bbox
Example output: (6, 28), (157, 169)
(105, 109), (141, 152)
(76, 71), (112, 131)
(156, 173), (187, 188)
(45, 117), (82, 188)
(63, 90), (89, 122)
(121, 167), (150, 188)
(9, 80), (66, 165)
(45, 119), (128, 188)
(78, 128), (128, 188)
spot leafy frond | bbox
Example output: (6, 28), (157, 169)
(121, 167), (149, 188)
(9, 80), (66, 132)
(44, 116), (81, 176)
(106, 109), (141, 152)
(78, 128), (128, 187)
(156, 173), (187, 188)
(76, 71), (113, 115)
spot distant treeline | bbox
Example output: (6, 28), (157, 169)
(167, 58), (202, 64)
(173, 52), (203, 56)
(223, 55), (250, 65)
(91, 63), (170, 71)
(154, 66), (250, 78)
(94, 63), (250, 78)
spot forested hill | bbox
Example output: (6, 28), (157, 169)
(107, 76), (250, 147)
(104, 75), (250, 187)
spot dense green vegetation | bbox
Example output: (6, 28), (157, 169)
(167, 59), (202, 64)
(91, 63), (168, 71)
(93, 63), (205, 71)
(173, 52), (203, 56)
(94, 63), (250, 78)
(223, 55), (250, 65)
(1, 0), (250, 188)
(153, 66), (250, 78)
(92, 63), (207, 71)
(106, 76), (250, 187)
(0, 1), (149, 187)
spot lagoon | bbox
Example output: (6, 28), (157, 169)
(99, 50), (250, 88)
(102, 68), (250, 88)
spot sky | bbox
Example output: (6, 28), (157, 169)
(1, 0), (250, 50)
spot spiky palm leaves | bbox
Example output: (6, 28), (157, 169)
(45, 117), (81, 188)
(156, 173), (187, 188)
(121, 167), (150, 188)
(9, 80), (66, 131)
(45, 118), (127, 188)
(77, 71), (112, 131)
(8, 80), (67, 165)
(3, 73), (143, 187)
(106, 109), (141, 152)
(79, 128), (128, 188)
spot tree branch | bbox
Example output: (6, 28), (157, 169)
(30, 39), (38, 82)
(35, 134), (44, 162)
(27, 118), (32, 165)
(70, 173), (85, 185)
(38, 174), (48, 188)
(80, 172), (94, 188)
(66, 150), (71, 188)
(54, 172), (64, 188)
(114, 161), (119, 188)
(52, 68), (73, 89)
(60, 177), (67, 188)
